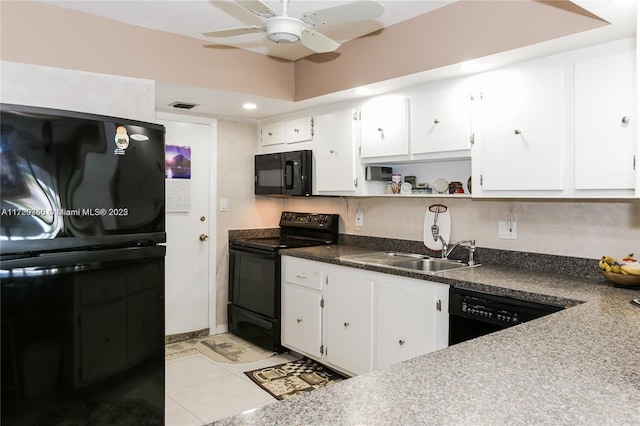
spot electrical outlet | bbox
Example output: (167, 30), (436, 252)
(498, 221), (517, 239)
(355, 210), (364, 227)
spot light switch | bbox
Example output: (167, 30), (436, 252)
(220, 198), (228, 212)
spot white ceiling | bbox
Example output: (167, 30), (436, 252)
(40, 1), (454, 61)
(40, 1), (637, 121)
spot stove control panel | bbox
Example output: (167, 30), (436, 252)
(280, 212), (337, 229)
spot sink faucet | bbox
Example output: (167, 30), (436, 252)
(439, 237), (476, 265)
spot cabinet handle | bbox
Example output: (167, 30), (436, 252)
(434, 118), (440, 124)
(295, 274), (307, 279)
(622, 116), (630, 124)
(294, 128), (299, 133)
(399, 339), (405, 346)
(296, 318), (302, 323)
(268, 132), (273, 136)
(329, 149), (336, 154)
(514, 129), (522, 135)
(343, 322), (350, 327)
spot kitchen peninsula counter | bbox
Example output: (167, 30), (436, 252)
(215, 244), (640, 425)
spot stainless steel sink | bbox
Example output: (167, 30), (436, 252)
(339, 251), (423, 265)
(339, 251), (479, 274)
(390, 258), (470, 273)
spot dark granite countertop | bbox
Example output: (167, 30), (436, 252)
(216, 243), (640, 425)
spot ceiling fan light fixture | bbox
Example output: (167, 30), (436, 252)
(268, 32), (300, 43)
(265, 16), (302, 44)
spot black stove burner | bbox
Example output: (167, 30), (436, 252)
(230, 212), (339, 252)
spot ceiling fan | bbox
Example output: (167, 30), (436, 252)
(203, 0), (385, 55)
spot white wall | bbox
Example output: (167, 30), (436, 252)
(0, 61), (155, 122)
(215, 119), (284, 328)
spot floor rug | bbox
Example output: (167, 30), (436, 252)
(165, 333), (275, 363)
(244, 357), (348, 400)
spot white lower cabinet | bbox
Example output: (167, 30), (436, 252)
(375, 277), (449, 370)
(282, 284), (323, 358)
(281, 256), (449, 376)
(281, 256), (324, 358)
(325, 269), (374, 375)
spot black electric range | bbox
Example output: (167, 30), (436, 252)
(228, 212), (339, 352)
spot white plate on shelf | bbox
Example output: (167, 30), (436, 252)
(433, 178), (449, 194)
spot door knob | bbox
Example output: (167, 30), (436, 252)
(199, 234), (208, 241)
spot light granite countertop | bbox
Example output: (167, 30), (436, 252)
(215, 244), (640, 425)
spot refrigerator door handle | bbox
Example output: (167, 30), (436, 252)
(0, 245), (166, 270)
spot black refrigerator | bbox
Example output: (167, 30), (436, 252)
(0, 104), (166, 425)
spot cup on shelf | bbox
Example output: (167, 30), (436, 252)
(391, 174), (402, 194)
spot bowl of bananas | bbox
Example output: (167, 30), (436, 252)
(599, 254), (640, 287)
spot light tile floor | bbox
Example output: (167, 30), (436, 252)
(165, 351), (302, 425)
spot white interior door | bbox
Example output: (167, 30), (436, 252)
(157, 113), (217, 336)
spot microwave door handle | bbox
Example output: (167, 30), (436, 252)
(284, 160), (294, 189)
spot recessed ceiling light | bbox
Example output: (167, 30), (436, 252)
(243, 102), (257, 110)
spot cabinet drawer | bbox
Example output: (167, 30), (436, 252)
(283, 257), (323, 290)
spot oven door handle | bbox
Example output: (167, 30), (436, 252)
(229, 245), (279, 259)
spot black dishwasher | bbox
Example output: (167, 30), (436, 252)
(449, 287), (564, 345)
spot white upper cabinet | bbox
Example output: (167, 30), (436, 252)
(411, 78), (474, 155)
(475, 64), (565, 192)
(314, 109), (359, 193)
(285, 116), (314, 144)
(260, 121), (285, 146)
(359, 96), (410, 160)
(260, 116), (313, 146)
(574, 50), (636, 190)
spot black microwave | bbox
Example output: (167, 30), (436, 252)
(255, 150), (312, 196)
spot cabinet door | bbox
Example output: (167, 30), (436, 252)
(282, 284), (323, 358)
(411, 79), (473, 154)
(479, 65), (564, 190)
(360, 96), (409, 158)
(574, 50), (636, 189)
(375, 281), (440, 370)
(325, 271), (374, 375)
(261, 121), (284, 146)
(314, 109), (358, 192)
(285, 116), (313, 143)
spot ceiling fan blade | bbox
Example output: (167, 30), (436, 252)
(203, 25), (264, 38)
(235, 0), (279, 18)
(301, 1), (384, 27)
(301, 29), (341, 53)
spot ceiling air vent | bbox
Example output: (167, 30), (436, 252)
(169, 101), (198, 110)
